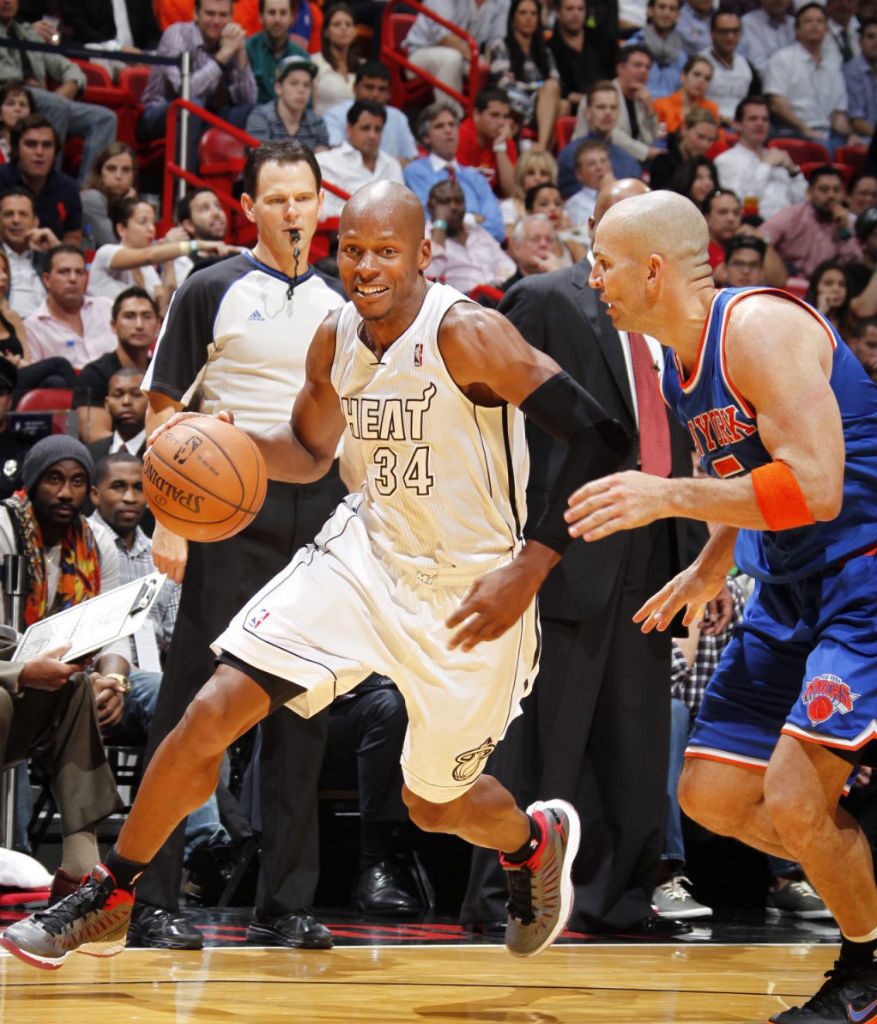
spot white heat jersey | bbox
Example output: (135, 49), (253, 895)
(331, 282), (529, 577)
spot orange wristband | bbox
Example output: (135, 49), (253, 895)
(751, 460), (815, 531)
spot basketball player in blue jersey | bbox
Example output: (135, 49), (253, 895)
(1, 181), (632, 968)
(567, 190), (877, 1024)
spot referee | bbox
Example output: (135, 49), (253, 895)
(132, 141), (346, 949)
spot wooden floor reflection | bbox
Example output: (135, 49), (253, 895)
(0, 941), (832, 1023)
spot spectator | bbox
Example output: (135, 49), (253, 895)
(805, 259), (854, 338)
(426, 178), (515, 292)
(701, 10), (755, 125)
(0, 78), (34, 162)
(488, 0), (561, 154)
(322, 62), (418, 165)
(76, 287), (157, 443)
(565, 138), (614, 228)
(604, 44), (660, 163)
(172, 188), (237, 284)
(668, 154), (718, 203)
(648, 106), (717, 190)
(316, 100), (404, 218)
(846, 314), (877, 382)
(704, 189), (788, 286)
(0, 354), (28, 497)
(0, 114), (82, 243)
(676, 0), (713, 57)
(714, 95), (806, 221)
(245, 54), (329, 149)
(849, 208), (877, 318)
(137, 0), (258, 167)
(0, 0), (117, 186)
(763, 3), (855, 155)
(557, 81), (643, 198)
(245, 0), (310, 104)
(761, 165), (864, 278)
(403, 100), (505, 242)
(80, 142), (139, 249)
(24, 244), (115, 368)
(629, 0), (687, 99)
(739, 0), (794, 78)
(843, 18), (876, 140)
(525, 180), (584, 262)
(822, 0), (862, 67)
(723, 231), (767, 288)
(404, 0), (508, 98)
(548, 0), (613, 117)
(0, 434), (127, 901)
(653, 55), (720, 137)
(86, 366), (148, 460)
(504, 213), (563, 289)
(59, 0), (161, 81)
(849, 172), (877, 216)
(0, 244), (74, 392)
(497, 147), (556, 231)
(456, 87), (517, 199)
(311, 2), (361, 118)
(0, 185), (54, 317)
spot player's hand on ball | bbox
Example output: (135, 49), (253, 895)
(633, 563), (727, 634)
(565, 471), (669, 541)
(146, 408), (235, 449)
(152, 521), (189, 583)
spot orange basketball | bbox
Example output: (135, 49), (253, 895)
(143, 416), (268, 543)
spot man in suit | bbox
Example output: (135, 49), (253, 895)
(462, 177), (707, 937)
(86, 367), (147, 463)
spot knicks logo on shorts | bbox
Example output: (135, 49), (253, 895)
(802, 673), (860, 726)
(452, 738), (495, 781)
(247, 608), (271, 629)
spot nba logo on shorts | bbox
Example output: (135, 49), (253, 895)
(413, 343), (423, 367)
(247, 608), (271, 630)
(801, 673), (859, 726)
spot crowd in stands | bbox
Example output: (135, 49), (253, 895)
(0, 0), (874, 936)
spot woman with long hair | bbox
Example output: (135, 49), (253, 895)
(669, 155), (719, 205)
(312, 3), (361, 116)
(524, 180), (585, 262)
(653, 55), (720, 136)
(80, 142), (139, 248)
(488, 0), (561, 152)
(806, 260), (853, 339)
(0, 80), (35, 163)
(499, 148), (558, 232)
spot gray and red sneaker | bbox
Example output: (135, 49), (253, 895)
(0, 864), (133, 970)
(501, 799), (580, 957)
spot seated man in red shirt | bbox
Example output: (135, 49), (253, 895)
(456, 87), (517, 199)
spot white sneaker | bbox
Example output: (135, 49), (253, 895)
(766, 879), (833, 920)
(652, 875), (713, 919)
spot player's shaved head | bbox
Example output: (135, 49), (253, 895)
(596, 189), (709, 269)
(340, 181), (426, 245)
(592, 177), (651, 228)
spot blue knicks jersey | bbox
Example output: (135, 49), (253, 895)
(660, 287), (877, 582)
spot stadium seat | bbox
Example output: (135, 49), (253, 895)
(198, 128), (248, 195)
(118, 64), (150, 101)
(834, 145), (867, 176)
(468, 284), (504, 305)
(382, 11), (434, 112)
(705, 131), (737, 161)
(308, 0), (323, 53)
(72, 58), (114, 88)
(15, 388), (74, 435)
(555, 116), (576, 151)
(117, 65), (165, 177)
(799, 161), (855, 185)
(767, 138), (831, 165)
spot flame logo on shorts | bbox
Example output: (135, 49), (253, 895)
(452, 739), (496, 782)
(802, 673), (859, 726)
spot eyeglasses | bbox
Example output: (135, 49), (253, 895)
(713, 26), (741, 33)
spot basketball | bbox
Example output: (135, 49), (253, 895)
(142, 416), (268, 543)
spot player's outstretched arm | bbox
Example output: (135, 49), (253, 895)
(565, 295), (844, 542)
(253, 311), (347, 484)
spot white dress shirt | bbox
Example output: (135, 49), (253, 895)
(763, 42), (848, 131)
(714, 143), (807, 221)
(316, 142), (405, 218)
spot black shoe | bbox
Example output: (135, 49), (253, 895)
(461, 919), (507, 937)
(126, 903), (204, 950)
(185, 837), (244, 906)
(353, 862), (422, 917)
(614, 912), (693, 938)
(769, 959), (877, 1022)
(246, 911), (333, 949)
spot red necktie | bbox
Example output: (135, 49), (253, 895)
(628, 331), (672, 477)
(445, 163), (456, 182)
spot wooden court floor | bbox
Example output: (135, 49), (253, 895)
(0, 941), (835, 1023)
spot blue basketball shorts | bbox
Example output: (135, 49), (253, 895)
(686, 547), (877, 768)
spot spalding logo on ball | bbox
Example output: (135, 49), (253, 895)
(143, 416), (267, 542)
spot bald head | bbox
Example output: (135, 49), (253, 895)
(340, 181), (426, 244)
(596, 190), (709, 269)
(592, 177), (651, 229)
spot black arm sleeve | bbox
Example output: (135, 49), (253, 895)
(520, 371), (632, 554)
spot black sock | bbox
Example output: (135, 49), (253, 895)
(502, 814), (541, 864)
(840, 934), (877, 970)
(103, 847), (148, 891)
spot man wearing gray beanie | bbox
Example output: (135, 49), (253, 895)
(0, 432), (127, 900)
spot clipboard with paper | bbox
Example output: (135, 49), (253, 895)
(11, 572), (167, 664)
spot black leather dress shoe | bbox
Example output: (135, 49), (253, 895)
(126, 903), (204, 949)
(246, 911), (333, 949)
(353, 862), (422, 917)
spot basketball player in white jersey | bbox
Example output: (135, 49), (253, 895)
(2, 182), (631, 968)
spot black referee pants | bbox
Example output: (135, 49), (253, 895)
(134, 468), (346, 916)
